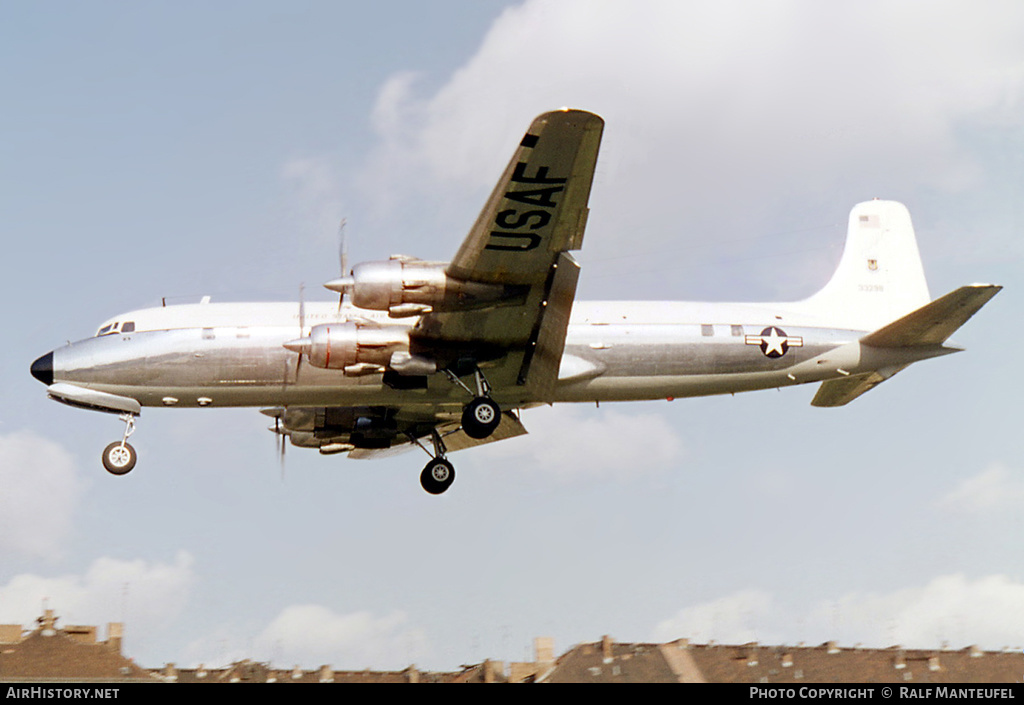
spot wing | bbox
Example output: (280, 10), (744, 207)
(412, 109), (604, 402)
(349, 410), (528, 459)
(267, 405), (528, 458)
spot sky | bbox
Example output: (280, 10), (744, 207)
(3, 0), (1024, 671)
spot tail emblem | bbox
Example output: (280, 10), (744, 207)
(746, 326), (804, 359)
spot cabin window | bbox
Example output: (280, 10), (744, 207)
(121, 321), (135, 333)
(731, 325), (744, 337)
(202, 328), (215, 340)
(701, 324), (714, 337)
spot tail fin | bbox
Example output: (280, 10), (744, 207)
(799, 201), (931, 331)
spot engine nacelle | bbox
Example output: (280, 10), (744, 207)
(298, 322), (409, 370)
(326, 257), (519, 316)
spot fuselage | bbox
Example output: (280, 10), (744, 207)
(34, 298), (908, 413)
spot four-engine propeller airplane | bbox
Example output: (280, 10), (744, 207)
(30, 109), (1000, 494)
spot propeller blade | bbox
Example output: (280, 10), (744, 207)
(274, 416), (287, 481)
(335, 218), (349, 312)
(338, 218), (348, 279)
(295, 283), (306, 377)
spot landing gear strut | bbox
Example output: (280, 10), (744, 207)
(413, 428), (455, 495)
(445, 366), (502, 440)
(102, 413), (137, 476)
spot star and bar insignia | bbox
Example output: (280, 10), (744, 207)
(745, 326), (803, 358)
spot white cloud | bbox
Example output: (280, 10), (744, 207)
(653, 589), (774, 644)
(280, 155), (347, 256)
(0, 551), (196, 639)
(186, 605), (428, 670)
(256, 605), (426, 669)
(479, 404), (684, 480)
(937, 463), (1024, 513)
(0, 431), (83, 558)
(820, 575), (1024, 649)
(653, 574), (1024, 650)
(360, 0), (1024, 297)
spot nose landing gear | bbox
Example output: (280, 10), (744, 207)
(102, 413), (137, 476)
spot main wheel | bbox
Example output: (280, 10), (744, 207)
(102, 442), (137, 476)
(461, 397), (501, 439)
(420, 458), (455, 495)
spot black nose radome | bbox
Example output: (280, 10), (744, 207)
(31, 352), (53, 386)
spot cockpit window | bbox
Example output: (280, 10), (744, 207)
(96, 321), (137, 337)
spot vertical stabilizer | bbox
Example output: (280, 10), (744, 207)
(799, 201), (931, 332)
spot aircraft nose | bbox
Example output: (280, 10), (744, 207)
(31, 352), (54, 386)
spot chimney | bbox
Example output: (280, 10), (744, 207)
(483, 659), (504, 683)
(602, 635), (614, 663)
(106, 622), (123, 654)
(39, 609), (57, 636)
(535, 636), (555, 664)
(404, 666), (420, 684)
(318, 664), (334, 683)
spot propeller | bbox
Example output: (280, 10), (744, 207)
(294, 282), (306, 378)
(262, 408), (287, 481)
(325, 218), (353, 311)
(275, 415), (286, 478)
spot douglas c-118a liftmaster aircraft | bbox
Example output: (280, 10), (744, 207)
(30, 109), (1000, 494)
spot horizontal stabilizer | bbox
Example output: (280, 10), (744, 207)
(860, 284), (1001, 348)
(811, 368), (904, 408)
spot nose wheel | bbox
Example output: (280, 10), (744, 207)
(102, 413), (138, 476)
(102, 441), (137, 475)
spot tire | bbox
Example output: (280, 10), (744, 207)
(420, 458), (455, 495)
(102, 442), (137, 476)
(461, 397), (501, 439)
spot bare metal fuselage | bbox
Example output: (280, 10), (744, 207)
(45, 299), (943, 419)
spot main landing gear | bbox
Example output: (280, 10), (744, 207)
(409, 366), (503, 495)
(445, 366), (501, 440)
(101, 413), (137, 476)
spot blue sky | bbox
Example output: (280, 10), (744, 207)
(3, 1), (1024, 670)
